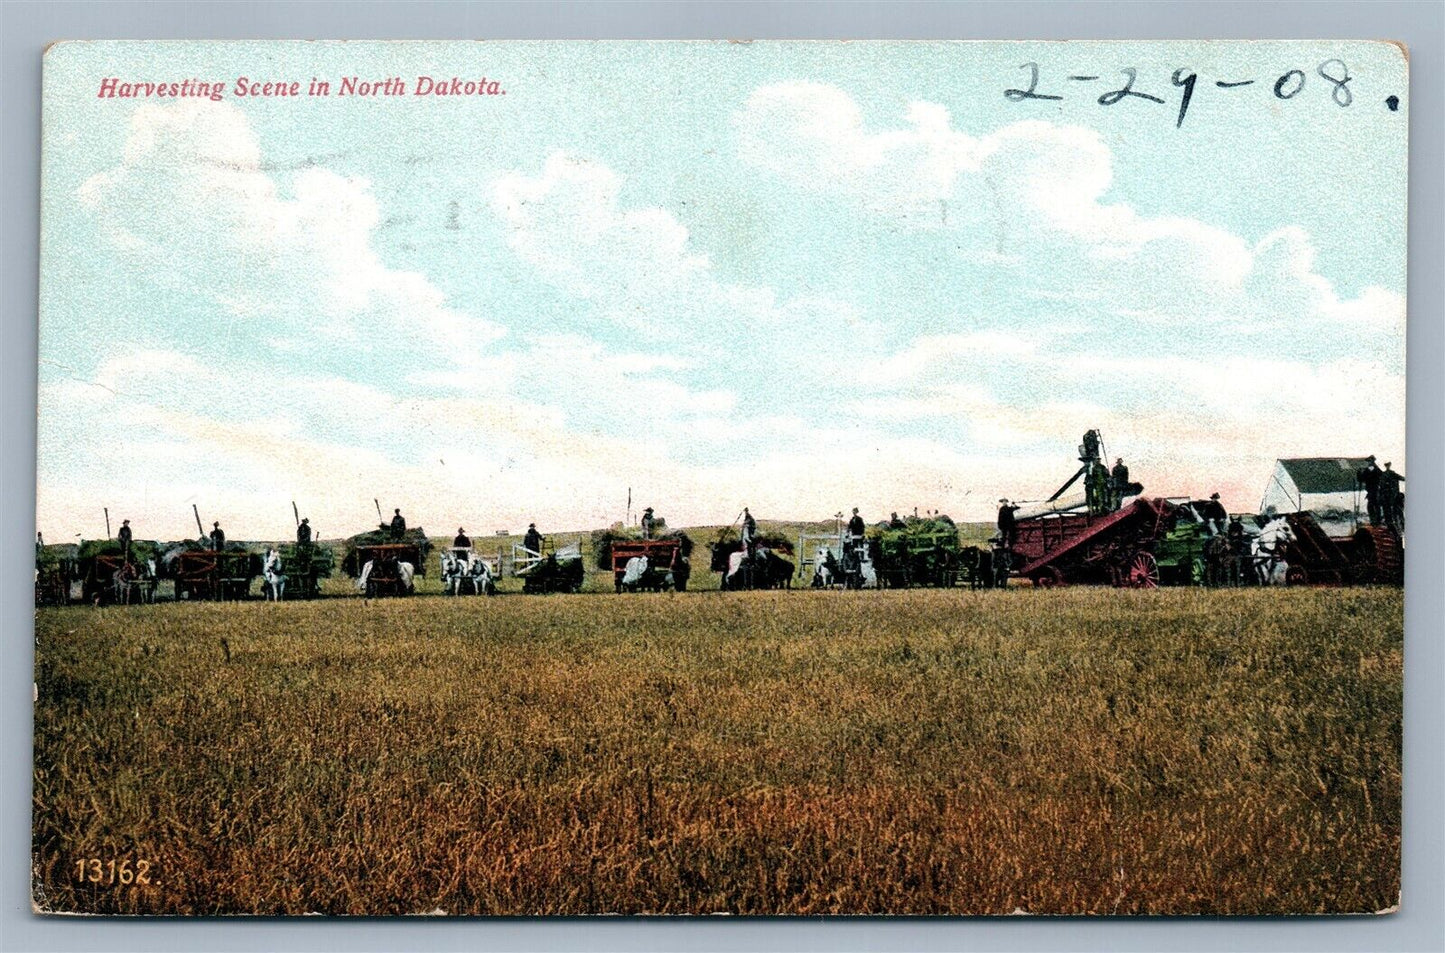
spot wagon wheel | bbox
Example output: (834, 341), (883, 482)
(1125, 552), (1160, 589)
(1285, 565), (1309, 587)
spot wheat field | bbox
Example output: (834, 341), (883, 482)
(32, 587), (1400, 915)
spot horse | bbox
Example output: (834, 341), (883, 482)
(618, 555), (666, 593)
(358, 557), (416, 596)
(1250, 517), (1296, 586)
(262, 548), (287, 601)
(440, 550), (497, 596)
(111, 557), (157, 605)
(957, 546), (994, 590)
(812, 546), (840, 588)
(723, 547), (793, 590)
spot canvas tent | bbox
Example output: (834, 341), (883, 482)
(1259, 457), (1376, 537)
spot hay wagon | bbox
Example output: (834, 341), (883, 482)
(515, 541), (585, 594)
(278, 543), (335, 599)
(875, 521), (963, 588)
(34, 559), (75, 606)
(353, 543), (424, 597)
(609, 538), (688, 592)
(172, 550), (261, 601)
(1009, 497), (1177, 588)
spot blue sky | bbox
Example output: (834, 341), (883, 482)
(37, 41), (1407, 541)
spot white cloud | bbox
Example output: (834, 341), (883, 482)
(78, 100), (501, 362)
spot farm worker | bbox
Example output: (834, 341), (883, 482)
(390, 508), (406, 541)
(1378, 463), (1404, 530)
(1227, 517), (1248, 586)
(641, 507), (656, 539)
(741, 507), (757, 556)
(847, 508), (866, 539)
(889, 512), (906, 530)
(1202, 493), (1228, 535)
(524, 523), (543, 555)
(296, 518), (312, 547)
(210, 521), (226, 551)
(453, 527), (471, 555)
(1111, 457), (1131, 509)
(996, 499), (1018, 548)
(118, 519), (133, 563)
(36, 531), (44, 555)
(1356, 455), (1382, 526)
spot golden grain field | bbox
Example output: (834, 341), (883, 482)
(32, 587), (1400, 915)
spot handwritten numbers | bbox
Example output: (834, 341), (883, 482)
(1170, 69), (1197, 128)
(1317, 59), (1353, 106)
(1273, 69), (1306, 100)
(1098, 68), (1165, 107)
(1004, 63), (1063, 102)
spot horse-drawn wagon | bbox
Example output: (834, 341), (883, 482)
(76, 540), (161, 604)
(34, 547), (76, 606)
(514, 539), (585, 594)
(275, 543), (335, 599)
(167, 547), (261, 601)
(609, 537), (690, 592)
(874, 518), (963, 588)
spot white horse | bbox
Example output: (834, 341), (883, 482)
(441, 551), (496, 596)
(357, 558), (416, 596)
(812, 546), (839, 588)
(1251, 517), (1296, 586)
(621, 555), (650, 591)
(262, 548), (286, 601)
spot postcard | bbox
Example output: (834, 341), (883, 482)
(33, 40), (1405, 915)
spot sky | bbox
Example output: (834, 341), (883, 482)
(36, 41), (1408, 542)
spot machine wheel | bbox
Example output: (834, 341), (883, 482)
(1032, 566), (1068, 588)
(1125, 552), (1160, 589)
(1285, 565), (1309, 587)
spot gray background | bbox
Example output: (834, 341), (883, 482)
(2, 2), (1440, 951)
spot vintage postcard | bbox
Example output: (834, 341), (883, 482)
(33, 40), (1405, 915)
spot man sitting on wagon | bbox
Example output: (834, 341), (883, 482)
(296, 517), (312, 549)
(389, 508), (406, 541)
(641, 507), (657, 539)
(1201, 493), (1228, 535)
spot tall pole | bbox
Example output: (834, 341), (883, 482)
(374, 498), (383, 524)
(104, 507), (111, 538)
(193, 503), (204, 539)
(292, 501), (300, 527)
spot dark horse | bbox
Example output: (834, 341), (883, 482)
(711, 541), (794, 590)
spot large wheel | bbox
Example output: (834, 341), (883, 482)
(1285, 565), (1309, 587)
(1032, 566), (1068, 588)
(1125, 552), (1160, 589)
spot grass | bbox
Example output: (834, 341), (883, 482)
(32, 587), (1400, 915)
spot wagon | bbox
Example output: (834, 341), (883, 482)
(354, 543), (423, 597)
(515, 541), (585, 594)
(609, 538), (688, 592)
(34, 559), (74, 606)
(278, 543), (335, 599)
(171, 550), (260, 601)
(1151, 503), (1212, 586)
(1009, 497), (1177, 588)
(875, 521), (963, 588)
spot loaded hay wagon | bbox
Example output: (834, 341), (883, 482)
(77, 539), (161, 605)
(608, 538), (690, 592)
(343, 529), (431, 597)
(35, 546), (77, 606)
(168, 546), (262, 601)
(514, 539), (585, 594)
(278, 543), (336, 599)
(874, 518), (963, 588)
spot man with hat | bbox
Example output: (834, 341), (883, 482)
(296, 517), (312, 548)
(1356, 455), (1382, 526)
(210, 521), (226, 552)
(389, 508), (406, 542)
(453, 527), (472, 557)
(641, 507), (657, 540)
(1201, 492), (1228, 535)
(523, 522), (543, 555)
(117, 518), (133, 563)
(1378, 462), (1404, 531)
(997, 498), (1019, 549)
